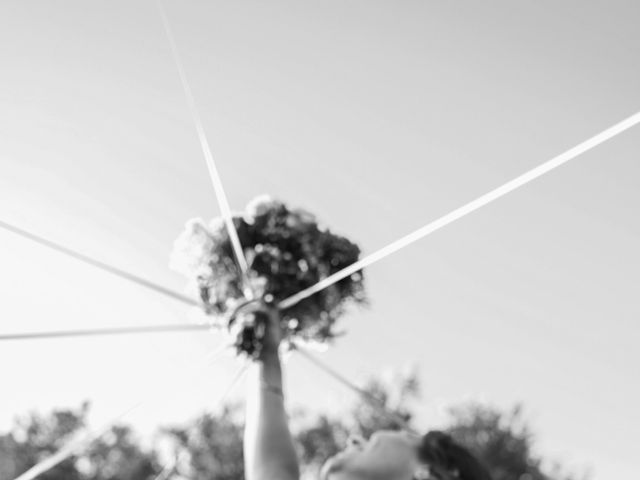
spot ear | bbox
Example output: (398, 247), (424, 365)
(417, 464), (460, 480)
(413, 465), (431, 480)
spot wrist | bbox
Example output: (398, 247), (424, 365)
(261, 381), (284, 399)
(258, 348), (280, 364)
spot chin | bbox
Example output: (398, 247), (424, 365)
(321, 452), (358, 480)
(320, 456), (339, 480)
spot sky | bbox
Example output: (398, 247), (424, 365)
(1, 1), (639, 478)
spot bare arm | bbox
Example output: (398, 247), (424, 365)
(244, 308), (300, 480)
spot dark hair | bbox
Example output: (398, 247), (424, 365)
(417, 431), (492, 480)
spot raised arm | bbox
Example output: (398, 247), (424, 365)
(244, 306), (300, 480)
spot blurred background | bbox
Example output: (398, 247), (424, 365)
(0, 1), (638, 479)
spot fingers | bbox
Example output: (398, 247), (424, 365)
(228, 298), (275, 323)
(226, 298), (283, 359)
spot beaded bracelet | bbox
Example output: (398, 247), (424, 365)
(261, 382), (284, 398)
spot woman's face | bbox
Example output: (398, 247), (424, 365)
(321, 430), (422, 480)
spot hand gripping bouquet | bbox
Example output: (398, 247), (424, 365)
(171, 196), (367, 358)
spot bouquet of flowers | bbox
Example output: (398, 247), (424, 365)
(170, 195), (367, 357)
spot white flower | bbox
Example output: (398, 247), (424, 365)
(247, 275), (268, 298)
(208, 216), (225, 234)
(292, 208), (316, 224)
(285, 208), (316, 229)
(245, 194), (282, 221)
(169, 218), (215, 277)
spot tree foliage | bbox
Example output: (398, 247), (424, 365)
(163, 404), (244, 480)
(0, 374), (582, 480)
(0, 404), (160, 480)
(446, 403), (583, 480)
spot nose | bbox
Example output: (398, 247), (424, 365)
(347, 435), (365, 448)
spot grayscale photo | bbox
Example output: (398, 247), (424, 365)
(0, 2), (638, 480)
